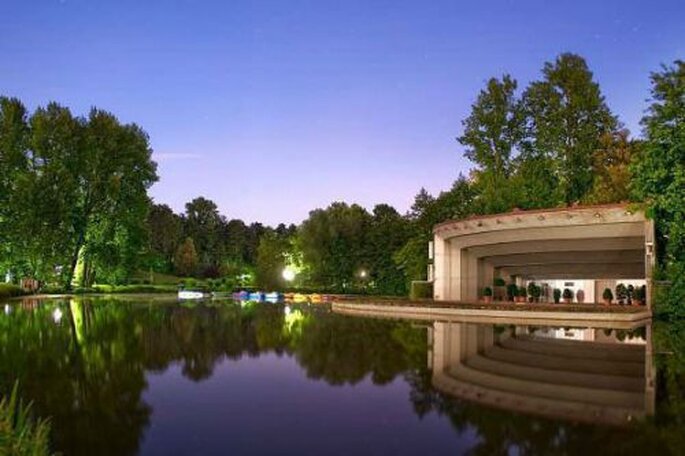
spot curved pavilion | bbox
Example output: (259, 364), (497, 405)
(431, 204), (655, 305)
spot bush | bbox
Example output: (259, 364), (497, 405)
(493, 277), (506, 287)
(0, 382), (52, 455)
(483, 286), (493, 297)
(553, 288), (561, 304)
(562, 288), (573, 300)
(506, 283), (518, 301)
(616, 283), (628, 304)
(410, 281), (433, 300)
(635, 285), (646, 303)
(0, 283), (24, 300)
(518, 286), (527, 298)
(603, 288), (614, 301)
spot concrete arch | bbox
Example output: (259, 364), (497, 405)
(432, 204), (655, 303)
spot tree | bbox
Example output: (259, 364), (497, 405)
(632, 60), (685, 317)
(458, 75), (523, 213)
(584, 129), (639, 204)
(146, 204), (183, 272)
(255, 231), (290, 290)
(183, 197), (225, 276)
(298, 202), (371, 291)
(174, 237), (199, 277)
(364, 204), (411, 295)
(520, 53), (619, 204)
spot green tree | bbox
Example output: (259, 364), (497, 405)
(174, 237), (199, 277)
(183, 197), (225, 276)
(520, 53), (619, 204)
(458, 75), (523, 213)
(632, 60), (685, 317)
(584, 129), (639, 204)
(255, 231), (291, 290)
(298, 202), (371, 291)
(364, 204), (411, 295)
(146, 204), (183, 273)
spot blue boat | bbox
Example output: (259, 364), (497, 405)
(265, 292), (283, 302)
(233, 290), (250, 301)
(248, 291), (265, 302)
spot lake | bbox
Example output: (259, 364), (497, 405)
(1, 296), (682, 455)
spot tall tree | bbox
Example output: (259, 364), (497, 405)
(255, 230), (291, 290)
(183, 197), (225, 276)
(458, 75), (523, 213)
(146, 204), (183, 272)
(298, 202), (371, 291)
(174, 237), (199, 277)
(520, 53), (618, 204)
(584, 129), (639, 204)
(632, 60), (685, 317)
(364, 204), (411, 295)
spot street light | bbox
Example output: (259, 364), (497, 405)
(282, 267), (296, 282)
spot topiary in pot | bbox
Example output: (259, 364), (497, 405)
(615, 283), (628, 305)
(553, 288), (561, 304)
(506, 283), (518, 302)
(634, 285), (646, 305)
(576, 289), (585, 304)
(627, 284), (635, 305)
(482, 286), (493, 303)
(562, 288), (573, 303)
(602, 288), (613, 305)
(517, 286), (527, 303)
(527, 281), (538, 303)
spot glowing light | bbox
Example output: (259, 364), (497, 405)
(4, 304), (10, 315)
(52, 308), (63, 323)
(284, 305), (291, 316)
(282, 267), (296, 282)
(359, 269), (367, 279)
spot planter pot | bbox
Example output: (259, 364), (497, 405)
(563, 298), (572, 304)
(483, 296), (492, 303)
(603, 299), (612, 306)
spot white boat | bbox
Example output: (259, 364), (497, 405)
(178, 290), (206, 300)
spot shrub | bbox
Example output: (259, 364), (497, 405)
(553, 288), (561, 304)
(635, 285), (646, 303)
(518, 286), (527, 298)
(410, 281), (433, 300)
(562, 288), (573, 300)
(493, 277), (506, 287)
(506, 283), (518, 301)
(603, 288), (614, 301)
(0, 283), (24, 300)
(483, 286), (493, 297)
(616, 283), (628, 304)
(576, 289), (585, 302)
(0, 382), (52, 455)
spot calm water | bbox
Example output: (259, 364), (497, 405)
(0, 297), (683, 455)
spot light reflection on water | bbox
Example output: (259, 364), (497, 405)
(0, 297), (681, 455)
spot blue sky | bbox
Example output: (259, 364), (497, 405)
(1, 1), (683, 225)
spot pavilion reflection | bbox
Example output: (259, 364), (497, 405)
(428, 321), (655, 426)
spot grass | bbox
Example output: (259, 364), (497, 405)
(0, 383), (52, 456)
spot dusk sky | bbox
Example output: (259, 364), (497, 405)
(1, 1), (683, 225)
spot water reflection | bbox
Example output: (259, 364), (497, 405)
(429, 322), (654, 425)
(0, 297), (682, 455)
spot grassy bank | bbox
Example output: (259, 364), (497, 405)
(0, 283), (24, 300)
(0, 383), (52, 455)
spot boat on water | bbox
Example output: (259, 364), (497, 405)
(233, 290), (250, 300)
(178, 290), (206, 300)
(265, 292), (283, 302)
(248, 291), (265, 302)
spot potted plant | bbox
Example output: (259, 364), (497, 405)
(562, 288), (573, 304)
(482, 286), (493, 303)
(602, 288), (613, 305)
(616, 283), (628, 305)
(627, 284), (635, 305)
(506, 283), (518, 302)
(531, 283), (542, 303)
(493, 277), (506, 301)
(576, 289), (585, 304)
(527, 281), (538, 303)
(634, 285), (646, 306)
(553, 288), (561, 304)
(517, 286), (527, 303)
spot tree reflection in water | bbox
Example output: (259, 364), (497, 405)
(0, 297), (683, 455)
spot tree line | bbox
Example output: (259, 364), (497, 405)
(1, 53), (683, 308)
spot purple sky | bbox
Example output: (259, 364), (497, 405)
(1, 1), (683, 225)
